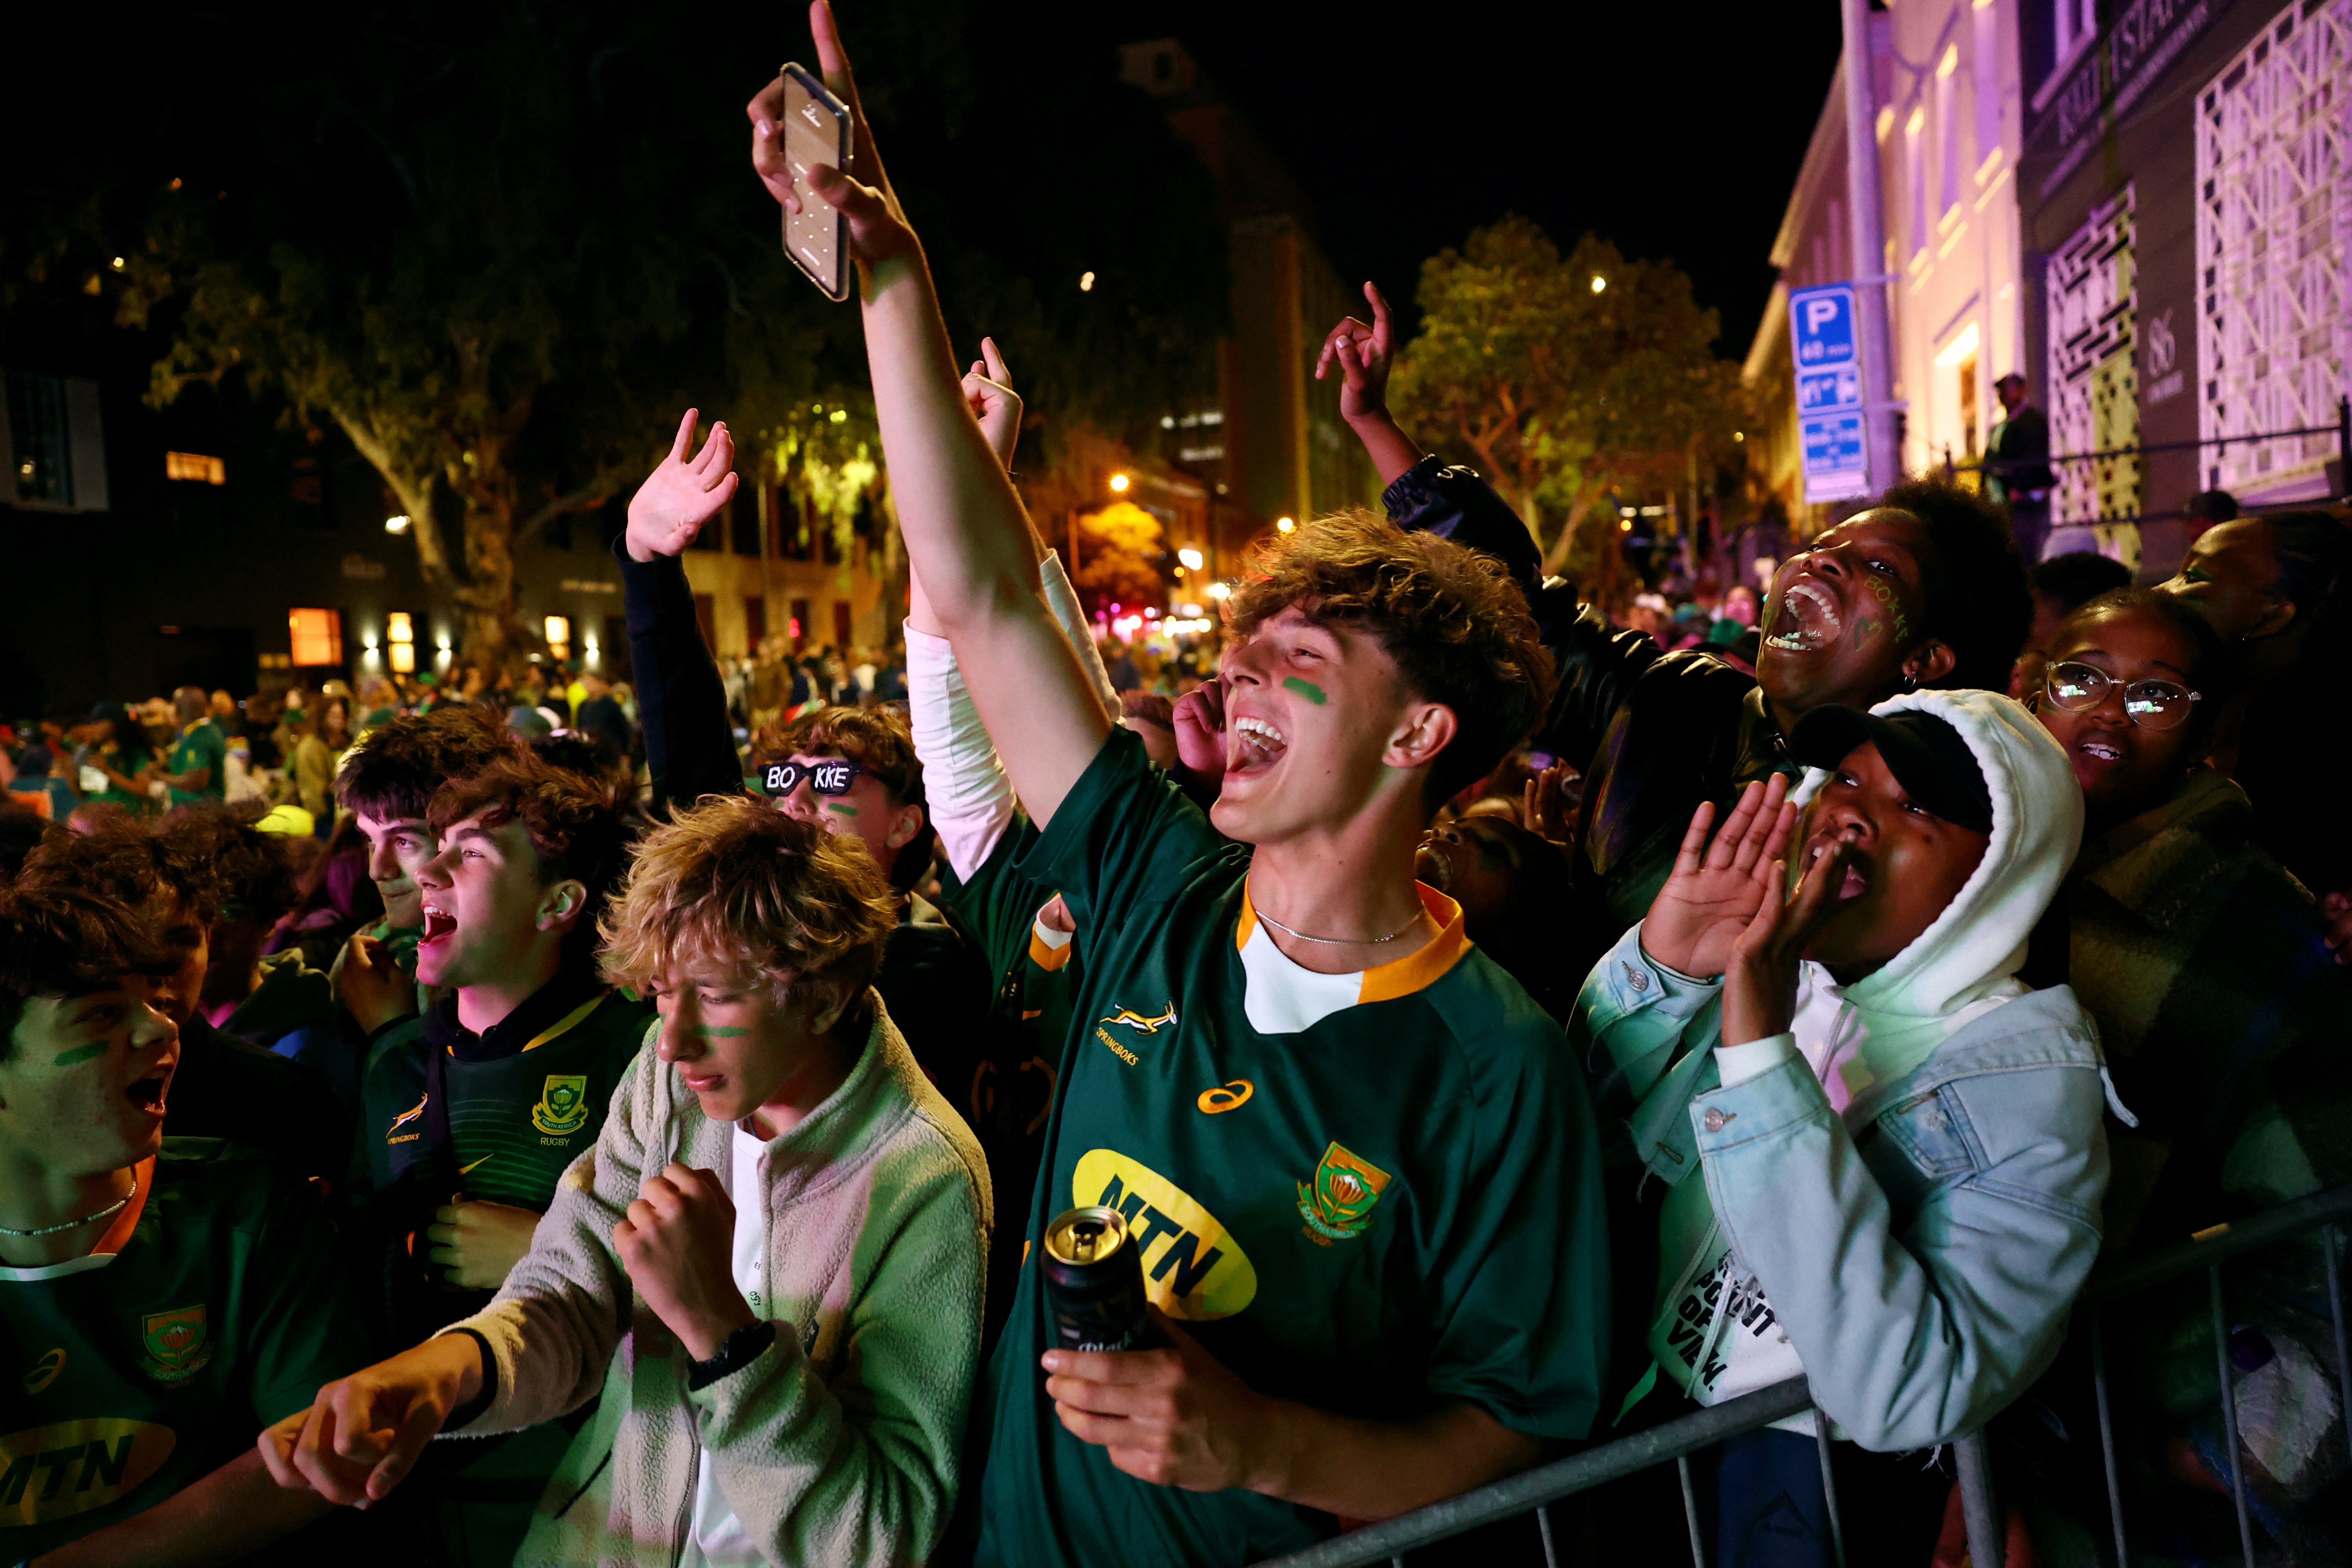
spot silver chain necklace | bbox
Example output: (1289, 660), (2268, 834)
(0, 1189), (131, 1238)
(1251, 885), (1424, 947)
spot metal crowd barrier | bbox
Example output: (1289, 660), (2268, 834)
(1250, 1182), (2352, 1568)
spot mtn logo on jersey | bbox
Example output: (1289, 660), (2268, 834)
(139, 1306), (210, 1383)
(1100, 1002), (1178, 1035)
(530, 1074), (590, 1137)
(385, 1093), (427, 1144)
(0, 1419), (175, 1525)
(1073, 1150), (1257, 1320)
(1297, 1142), (1393, 1245)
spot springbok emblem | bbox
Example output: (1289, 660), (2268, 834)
(1101, 1001), (1180, 1035)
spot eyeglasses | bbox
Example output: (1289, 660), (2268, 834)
(758, 757), (864, 798)
(2041, 661), (2202, 731)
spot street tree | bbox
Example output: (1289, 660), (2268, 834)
(1071, 500), (1168, 618)
(76, 0), (1222, 661)
(1389, 217), (1744, 581)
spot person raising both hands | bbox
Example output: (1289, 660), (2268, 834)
(1574, 690), (2110, 1564)
(746, 7), (1610, 1564)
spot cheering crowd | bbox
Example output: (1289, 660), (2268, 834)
(3, 7), (2348, 1566)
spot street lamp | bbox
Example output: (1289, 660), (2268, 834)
(1590, 274), (1607, 294)
(1178, 547), (1204, 570)
(385, 514), (411, 534)
(1207, 581), (1231, 600)
(1109, 473), (1130, 493)
(1276, 516), (1294, 534)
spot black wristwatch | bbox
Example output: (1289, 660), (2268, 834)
(687, 1319), (777, 1392)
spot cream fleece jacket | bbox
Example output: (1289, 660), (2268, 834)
(441, 996), (992, 1567)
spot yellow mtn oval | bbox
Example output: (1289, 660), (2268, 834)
(0, 1418), (175, 1524)
(1072, 1149), (1257, 1321)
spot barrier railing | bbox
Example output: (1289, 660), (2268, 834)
(1249, 1182), (2352, 1568)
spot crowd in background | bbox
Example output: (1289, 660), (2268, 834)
(2, 9), (2349, 1568)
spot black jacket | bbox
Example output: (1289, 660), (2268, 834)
(1383, 458), (1797, 964)
(615, 542), (992, 1093)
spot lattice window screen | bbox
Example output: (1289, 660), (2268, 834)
(2048, 188), (2141, 524)
(2197, 0), (2351, 497)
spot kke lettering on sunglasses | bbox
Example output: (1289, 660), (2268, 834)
(760, 758), (864, 797)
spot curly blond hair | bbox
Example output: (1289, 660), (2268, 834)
(1225, 509), (1554, 809)
(598, 796), (896, 1016)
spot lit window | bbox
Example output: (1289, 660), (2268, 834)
(388, 642), (416, 673)
(386, 612), (414, 644)
(544, 615), (570, 648)
(165, 451), (226, 485)
(288, 608), (343, 667)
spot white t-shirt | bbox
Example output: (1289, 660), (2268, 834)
(680, 1124), (771, 1568)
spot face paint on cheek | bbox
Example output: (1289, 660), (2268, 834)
(685, 1025), (751, 1038)
(1851, 615), (1882, 650)
(1281, 677), (1328, 705)
(824, 802), (858, 817)
(51, 1043), (107, 1067)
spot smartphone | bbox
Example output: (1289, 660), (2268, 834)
(777, 62), (853, 301)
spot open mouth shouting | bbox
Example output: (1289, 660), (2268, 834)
(1806, 836), (1871, 901)
(1227, 713), (1289, 780)
(419, 902), (458, 949)
(1765, 580), (1843, 655)
(125, 1061), (174, 1121)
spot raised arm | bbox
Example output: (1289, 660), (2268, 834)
(750, 2), (1109, 828)
(619, 409), (748, 809)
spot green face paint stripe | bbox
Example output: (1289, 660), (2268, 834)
(825, 802), (858, 817)
(686, 1025), (751, 1038)
(1282, 677), (1328, 705)
(51, 1043), (107, 1067)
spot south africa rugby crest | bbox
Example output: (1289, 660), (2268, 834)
(1296, 1142), (1392, 1245)
(140, 1305), (211, 1383)
(531, 1074), (591, 1137)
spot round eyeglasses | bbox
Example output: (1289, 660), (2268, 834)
(2041, 661), (2202, 731)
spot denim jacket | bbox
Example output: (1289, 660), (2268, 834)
(1577, 921), (2113, 1450)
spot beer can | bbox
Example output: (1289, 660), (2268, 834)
(1041, 1205), (1155, 1354)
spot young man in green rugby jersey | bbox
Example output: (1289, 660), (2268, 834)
(0, 884), (368, 1565)
(348, 750), (653, 1564)
(749, 9), (1610, 1562)
(331, 705), (521, 1057)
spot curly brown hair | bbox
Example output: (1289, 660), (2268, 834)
(337, 704), (519, 820)
(428, 754), (638, 954)
(0, 884), (177, 1061)
(599, 797), (896, 1020)
(1225, 509), (1555, 810)
(19, 814), (225, 926)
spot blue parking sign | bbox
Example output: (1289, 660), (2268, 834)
(1790, 285), (1857, 368)
(1789, 283), (1870, 502)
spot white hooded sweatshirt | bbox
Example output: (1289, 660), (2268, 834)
(1644, 688), (2094, 1426)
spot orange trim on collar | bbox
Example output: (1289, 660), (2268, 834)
(1237, 881), (1471, 1002)
(1357, 884), (1472, 1005)
(89, 1158), (154, 1259)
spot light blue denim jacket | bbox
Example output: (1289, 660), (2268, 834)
(1578, 922), (2112, 1450)
(1575, 691), (2123, 1452)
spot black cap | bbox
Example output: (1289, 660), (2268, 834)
(1787, 706), (1993, 834)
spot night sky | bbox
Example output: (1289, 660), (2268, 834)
(1076, 0), (1849, 356)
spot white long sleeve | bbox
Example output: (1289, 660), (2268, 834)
(906, 628), (1014, 884)
(907, 552), (1115, 883)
